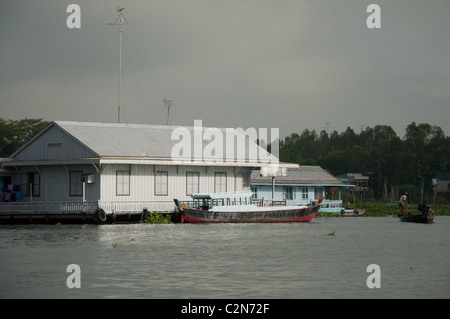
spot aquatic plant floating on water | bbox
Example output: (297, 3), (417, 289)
(140, 211), (173, 224)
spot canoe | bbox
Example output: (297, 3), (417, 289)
(340, 208), (365, 217)
(399, 214), (433, 224)
(398, 204), (435, 224)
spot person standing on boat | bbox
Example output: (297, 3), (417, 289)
(399, 192), (409, 215)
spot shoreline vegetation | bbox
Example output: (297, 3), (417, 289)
(317, 202), (450, 217)
(140, 211), (173, 224)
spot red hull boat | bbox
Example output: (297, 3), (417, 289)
(174, 192), (323, 224)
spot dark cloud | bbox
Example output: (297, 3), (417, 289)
(1, 0), (449, 137)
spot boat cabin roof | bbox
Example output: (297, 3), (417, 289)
(191, 191), (253, 200)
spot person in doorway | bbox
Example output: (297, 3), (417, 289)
(399, 192), (409, 215)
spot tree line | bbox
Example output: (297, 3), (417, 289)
(279, 123), (450, 202)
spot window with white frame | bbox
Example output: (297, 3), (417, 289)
(251, 187), (258, 199)
(116, 171), (130, 196)
(214, 172), (227, 193)
(186, 171), (199, 195)
(155, 171), (168, 196)
(302, 187), (309, 199)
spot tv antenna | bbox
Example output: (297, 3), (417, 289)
(164, 99), (175, 125)
(322, 122), (335, 133)
(107, 7), (137, 123)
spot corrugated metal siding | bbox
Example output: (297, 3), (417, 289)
(100, 164), (251, 203)
(14, 125), (97, 160)
(11, 164), (100, 202)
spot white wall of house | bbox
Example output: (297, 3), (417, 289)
(3, 163), (252, 213)
(98, 164), (251, 213)
(100, 164), (250, 202)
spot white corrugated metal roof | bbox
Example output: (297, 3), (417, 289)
(55, 121), (176, 158)
(251, 166), (351, 186)
(53, 121), (283, 165)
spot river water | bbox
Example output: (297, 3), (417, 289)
(0, 217), (449, 299)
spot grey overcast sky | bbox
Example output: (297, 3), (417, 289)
(1, 0), (449, 138)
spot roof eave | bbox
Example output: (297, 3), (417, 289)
(3, 158), (100, 166)
(250, 182), (354, 188)
(99, 157), (299, 168)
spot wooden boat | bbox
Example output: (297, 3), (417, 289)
(340, 208), (365, 217)
(174, 191), (324, 223)
(398, 204), (435, 224)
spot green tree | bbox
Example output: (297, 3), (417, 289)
(0, 118), (50, 157)
(405, 122), (448, 194)
(279, 122), (449, 202)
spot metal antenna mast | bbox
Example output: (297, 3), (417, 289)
(164, 99), (175, 125)
(107, 7), (137, 123)
(322, 122), (335, 133)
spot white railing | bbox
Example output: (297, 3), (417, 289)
(250, 198), (288, 206)
(320, 199), (343, 208)
(0, 201), (98, 214)
(1, 198), (337, 215)
(0, 200), (177, 215)
(250, 198), (327, 207)
(98, 200), (176, 214)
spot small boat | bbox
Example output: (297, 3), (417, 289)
(398, 204), (435, 224)
(174, 191), (324, 223)
(318, 199), (344, 213)
(319, 199), (365, 216)
(340, 208), (365, 217)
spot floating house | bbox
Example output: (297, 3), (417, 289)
(337, 173), (369, 191)
(250, 166), (354, 207)
(0, 121), (296, 222)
